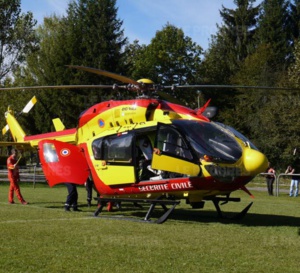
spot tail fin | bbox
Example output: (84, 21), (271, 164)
(4, 108), (26, 142)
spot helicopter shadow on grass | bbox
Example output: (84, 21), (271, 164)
(174, 209), (300, 227)
(127, 206), (300, 228)
(38, 201), (300, 228)
(31, 202), (85, 209)
(28, 201), (66, 207)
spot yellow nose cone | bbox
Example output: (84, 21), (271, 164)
(243, 148), (268, 175)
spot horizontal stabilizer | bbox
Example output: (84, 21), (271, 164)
(0, 141), (32, 149)
(52, 118), (66, 131)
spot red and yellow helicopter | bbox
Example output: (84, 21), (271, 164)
(1, 66), (269, 223)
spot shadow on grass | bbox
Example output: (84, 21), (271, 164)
(106, 204), (300, 227)
(36, 201), (300, 228)
(167, 208), (300, 227)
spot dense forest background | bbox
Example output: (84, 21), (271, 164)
(1, 0), (300, 170)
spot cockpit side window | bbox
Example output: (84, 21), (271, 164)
(156, 125), (193, 161)
(92, 138), (102, 160)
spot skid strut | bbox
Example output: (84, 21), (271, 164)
(207, 196), (253, 220)
(94, 197), (180, 224)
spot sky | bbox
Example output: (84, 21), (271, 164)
(20, 0), (263, 51)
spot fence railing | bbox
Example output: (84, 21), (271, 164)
(259, 172), (300, 197)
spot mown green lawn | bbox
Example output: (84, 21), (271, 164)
(0, 181), (299, 273)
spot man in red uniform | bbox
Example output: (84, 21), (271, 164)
(7, 149), (27, 205)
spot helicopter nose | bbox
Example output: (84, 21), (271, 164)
(243, 148), (268, 175)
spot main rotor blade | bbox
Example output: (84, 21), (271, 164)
(0, 85), (115, 91)
(21, 96), (37, 114)
(67, 65), (139, 85)
(157, 91), (186, 106)
(165, 85), (300, 91)
(2, 124), (9, 135)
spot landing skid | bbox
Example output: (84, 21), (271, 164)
(94, 197), (180, 224)
(207, 196), (253, 220)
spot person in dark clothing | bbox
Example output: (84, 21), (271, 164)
(265, 162), (275, 196)
(85, 175), (94, 207)
(64, 183), (80, 211)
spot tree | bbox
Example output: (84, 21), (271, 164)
(200, 0), (259, 82)
(231, 43), (278, 87)
(0, 0), (37, 84)
(255, 0), (292, 74)
(132, 24), (202, 85)
(219, 0), (260, 65)
(124, 39), (147, 79)
(289, 41), (300, 87)
(201, 26), (234, 85)
(12, 0), (128, 134)
(200, 1), (260, 115)
(65, 0), (127, 79)
(290, 0), (300, 42)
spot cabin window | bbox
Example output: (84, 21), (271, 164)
(92, 133), (133, 163)
(92, 138), (102, 160)
(42, 143), (59, 163)
(104, 134), (133, 162)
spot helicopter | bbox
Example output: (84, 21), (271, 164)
(0, 65), (270, 223)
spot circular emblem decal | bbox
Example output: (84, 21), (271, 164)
(99, 119), (105, 128)
(60, 149), (70, 157)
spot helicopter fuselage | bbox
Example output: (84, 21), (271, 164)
(37, 98), (268, 205)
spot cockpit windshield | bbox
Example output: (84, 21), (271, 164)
(172, 120), (242, 163)
(214, 122), (259, 151)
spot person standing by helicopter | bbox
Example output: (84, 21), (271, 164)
(64, 183), (80, 211)
(85, 175), (94, 207)
(265, 162), (275, 196)
(7, 149), (28, 205)
(285, 165), (299, 197)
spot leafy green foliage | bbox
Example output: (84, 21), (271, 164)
(134, 24), (202, 85)
(200, 1), (260, 114)
(219, 0), (260, 64)
(0, 0), (38, 83)
(290, 0), (300, 42)
(65, 0), (127, 75)
(255, 0), (292, 72)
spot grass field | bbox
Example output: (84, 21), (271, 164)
(0, 181), (299, 273)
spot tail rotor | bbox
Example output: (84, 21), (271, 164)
(2, 96), (37, 135)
